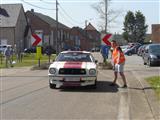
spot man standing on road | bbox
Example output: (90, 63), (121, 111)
(4, 46), (13, 68)
(110, 40), (127, 88)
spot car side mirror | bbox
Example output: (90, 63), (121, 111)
(145, 49), (148, 53)
(95, 60), (98, 63)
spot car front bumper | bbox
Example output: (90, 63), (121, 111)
(151, 58), (160, 65)
(49, 76), (97, 88)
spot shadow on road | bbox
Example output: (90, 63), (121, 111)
(60, 81), (119, 93)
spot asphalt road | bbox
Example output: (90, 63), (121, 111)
(0, 53), (160, 120)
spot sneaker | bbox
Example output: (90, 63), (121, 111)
(121, 84), (127, 88)
(109, 83), (116, 86)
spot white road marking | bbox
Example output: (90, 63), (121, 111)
(99, 70), (130, 120)
(117, 90), (130, 120)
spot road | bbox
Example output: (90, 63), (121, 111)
(0, 53), (160, 120)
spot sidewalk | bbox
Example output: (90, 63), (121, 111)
(0, 67), (32, 76)
(131, 70), (160, 120)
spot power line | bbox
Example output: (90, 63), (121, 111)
(24, 0), (99, 3)
(59, 4), (84, 25)
(39, 0), (56, 4)
(21, 0), (56, 10)
(59, 11), (76, 26)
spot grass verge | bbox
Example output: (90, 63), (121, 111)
(0, 53), (56, 68)
(146, 76), (160, 100)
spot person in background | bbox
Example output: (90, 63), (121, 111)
(4, 46), (13, 68)
(110, 40), (127, 88)
(101, 45), (110, 62)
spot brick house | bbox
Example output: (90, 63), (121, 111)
(0, 4), (31, 51)
(26, 10), (70, 52)
(70, 27), (92, 51)
(152, 24), (160, 43)
(84, 23), (101, 49)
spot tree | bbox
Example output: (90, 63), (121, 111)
(92, 0), (121, 33)
(122, 11), (136, 42)
(123, 11), (148, 43)
(135, 11), (148, 43)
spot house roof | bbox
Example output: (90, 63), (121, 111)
(0, 4), (23, 27)
(71, 27), (87, 37)
(84, 23), (97, 31)
(28, 11), (70, 30)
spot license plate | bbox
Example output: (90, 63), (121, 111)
(63, 82), (80, 86)
(65, 77), (80, 81)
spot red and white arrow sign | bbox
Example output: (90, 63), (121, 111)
(102, 34), (112, 46)
(31, 34), (42, 46)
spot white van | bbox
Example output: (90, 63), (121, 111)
(0, 45), (12, 53)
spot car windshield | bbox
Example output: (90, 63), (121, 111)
(56, 52), (92, 62)
(149, 45), (160, 53)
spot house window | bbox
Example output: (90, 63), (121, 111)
(75, 36), (80, 46)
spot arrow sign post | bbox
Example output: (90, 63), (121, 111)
(101, 34), (112, 62)
(32, 34), (42, 46)
(102, 34), (112, 46)
(31, 33), (42, 67)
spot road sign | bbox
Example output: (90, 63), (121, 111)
(102, 34), (112, 46)
(31, 34), (42, 46)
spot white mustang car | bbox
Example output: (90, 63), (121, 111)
(48, 51), (98, 89)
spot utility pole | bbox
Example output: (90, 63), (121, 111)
(104, 0), (108, 33)
(56, 0), (59, 55)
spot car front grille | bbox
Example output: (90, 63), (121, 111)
(59, 68), (86, 75)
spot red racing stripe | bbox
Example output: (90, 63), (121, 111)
(64, 62), (83, 68)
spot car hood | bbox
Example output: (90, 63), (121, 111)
(49, 61), (97, 69)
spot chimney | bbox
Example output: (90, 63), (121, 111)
(31, 9), (34, 12)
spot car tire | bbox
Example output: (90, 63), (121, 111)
(148, 59), (152, 66)
(49, 83), (56, 89)
(143, 59), (147, 65)
(90, 79), (97, 89)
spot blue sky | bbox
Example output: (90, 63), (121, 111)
(1, 0), (160, 34)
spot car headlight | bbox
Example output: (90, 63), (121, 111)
(49, 68), (56, 74)
(150, 55), (157, 59)
(89, 69), (96, 75)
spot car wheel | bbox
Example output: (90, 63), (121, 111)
(49, 83), (56, 89)
(90, 79), (97, 89)
(143, 59), (147, 65)
(148, 59), (152, 66)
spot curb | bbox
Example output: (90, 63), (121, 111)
(140, 79), (160, 120)
(132, 71), (160, 120)
(1, 67), (32, 76)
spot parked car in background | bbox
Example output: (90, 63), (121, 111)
(124, 44), (142, 56)
(91, 47), (100, 52)
(24, 47), (36, 53)
(137, 44), (148, 56)
(24, 46), (56, 55)
(120, 45), (129, 52)
(43, 46), (56, 55)
(143, 44), (160, 66)
(48, 51), (98, 89)
(0, 44), (12, 54)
